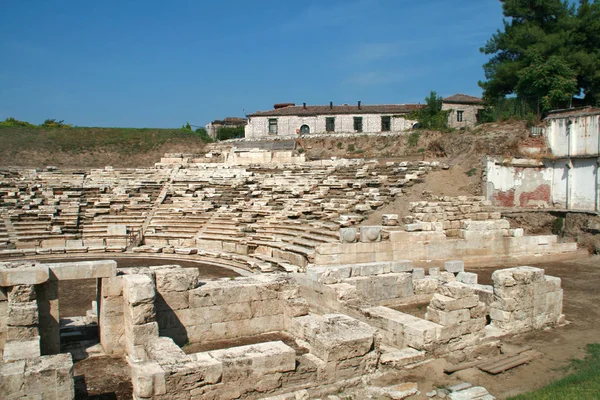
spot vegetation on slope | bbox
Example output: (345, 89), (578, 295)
(0, 126), (208, 168)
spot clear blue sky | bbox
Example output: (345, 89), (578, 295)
(0, 0), (504, 128)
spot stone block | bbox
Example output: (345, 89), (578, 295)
(3, 337), (41, 361)
(107, 224), (127, 236)
(339, 228), (357, 243)
(46, 260), (117, 280)
(125, 302), (156, 325)
(8, 301), (39, 326)
(412, 268), (425, 280)
(7, 285), (36, 303)
(430, 293), (479, 312)
(428, 267), (440, 277)
(209, 341), (295, 382)
(360, 226), (381, 242)
(131, 361), (166, 398)
(444, 260), (465, 273)
(127, 322), (159, 347)
(391, 260), (413, 273)
(154, 267), (200, 292)
(0, 359), (26, 394)
(438, 282), (475, 299)
(425, 307), (470, 326)
(123, 274), (155, 306)
(456, 272), (478, 285)
(0, 262), (49, 286)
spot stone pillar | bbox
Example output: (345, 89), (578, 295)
(122, 274), (158, 356)
(99, 276), (125, 354)
(36, 279), (60, 355)
(4, 284), (41, 361)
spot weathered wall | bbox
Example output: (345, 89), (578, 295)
(485, 157), (600, 211)
(245, 114), (415, 139)
(546, 112), (600, 157)
(441, 103), (484, 129)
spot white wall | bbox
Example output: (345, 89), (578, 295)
(485, 157), (600, 211)
(245, 114), (416, 139)
(547, 114), (600, 157)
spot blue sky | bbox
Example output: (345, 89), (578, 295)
(0, 0), (504, 128)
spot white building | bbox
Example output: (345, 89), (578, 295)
(485, 107), (600, 211)
(245, 102), (422, 139)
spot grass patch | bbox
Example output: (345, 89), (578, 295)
(508, 343), (600, 400)
(0, 126), (207, 155)
(465, 168), (478, 177)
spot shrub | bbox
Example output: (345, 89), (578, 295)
(216, 126), (245, 141)
(465, 168), (478, 177)
(337, 142), (343, 149)
(194, 128), (214, 143)
(407, 131), (420, 147)
(552, 217), (565, 236)
(347, 143), (355, 152)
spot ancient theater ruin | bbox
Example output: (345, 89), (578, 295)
(0, 146), (580, 399)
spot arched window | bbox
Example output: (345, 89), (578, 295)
(300, 124), (310, 134)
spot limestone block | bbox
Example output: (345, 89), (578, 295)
(456, 271), (478, 285)
(438, 282), (475, 299)
(310, 315), (376, 362)
(8, 301), (39, 326)
(430, 293), (479, 312)
(438, 271), (457, 283)
(390, 260), (413, 273)
(23, 353), (74, 398)
(317, 266), (352, 284)
(284, 297), (309, 318)
(131, 361), (166, 398)
(360, 226), (381, 243)
(123, 274), (156, 306)
(154, 267), (200, 292)
(425, 307), (470, 326)
(3, 337), (41, 361)
(444, 260), (465, 273)
(413, 277), (439, 295)
(403, 319), (441, 350)
(107, 224), (127, 236)
(0, 262), (49, 286)
(155, 290), (189, 311)
(7, 285), (36, 303)
(412, 268), (425, 279)
(382, 214), (399, 226)
(0, 359), (26, 395)
(101, 276), (123, 297)
(46, 260), (117, 280)
(127, 322), (159, 347)
(209, 341), (295, 382)
(428, 267), (440, 277)
(339, 228), (357, 243)
(7, 326), (39, 341)
(125, 302), (156, 325)
(352, 262), (387, 277)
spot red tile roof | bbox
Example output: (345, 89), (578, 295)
(247, 104), (423, 117)
(545, 106), (600, 119)
(443, 94), (484, 104)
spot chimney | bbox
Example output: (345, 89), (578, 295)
(303, 102), (306, 110)
(358, 101), (361, 110)
(330, 101), (333, 110)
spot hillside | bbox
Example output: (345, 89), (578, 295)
(0, 126), (208, 168)
(0, 121), (534, 168)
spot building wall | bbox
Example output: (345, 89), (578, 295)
(485, 157), (599, 211)
(442, 103), (484, 129)
(546, 114), (600, 157)
(245, 114), (416, 139)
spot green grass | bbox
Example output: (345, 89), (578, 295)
(508, 344), (600, 400)
(0, 126), (206, 155)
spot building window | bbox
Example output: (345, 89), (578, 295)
(300, 124), (310, 134)
(268, 118), (278, 134)
(353, 117), (363, 132)
(457, 110), (464, 122)
(326, 117), (335, 132)
(381, 116), (391, 132)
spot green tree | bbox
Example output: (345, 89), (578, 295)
(216, 126), (245, 141)
(194, 127), (214, 143)
(181, 122), (192, 131)
(41, 119), (72, 128)
(480, 0), (600, 110)
(410, 91), (449, 130)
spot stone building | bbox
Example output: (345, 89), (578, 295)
(441, 94), (485, 129)
(244, 102), (422, 139)
(205, 117), (247, 139)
